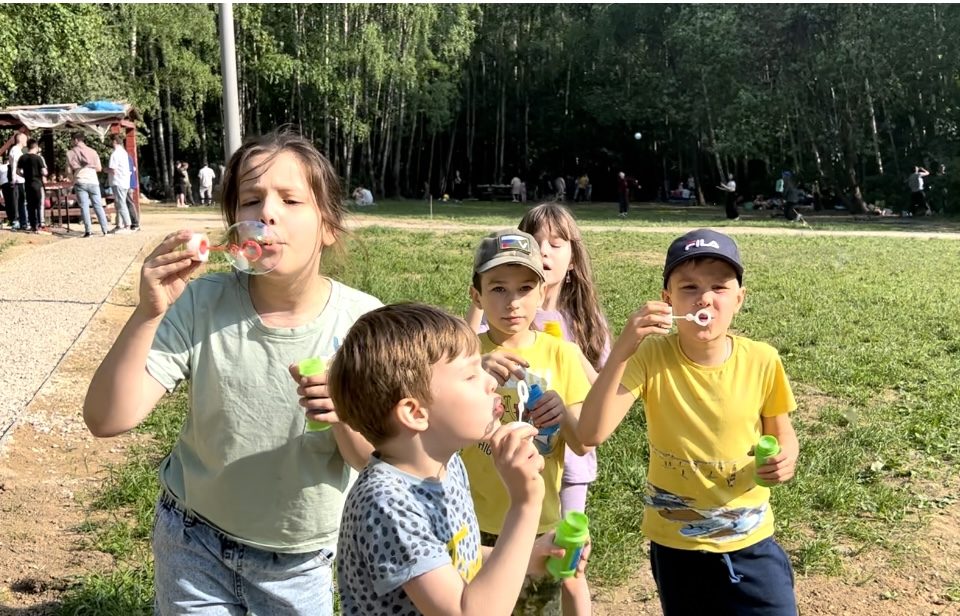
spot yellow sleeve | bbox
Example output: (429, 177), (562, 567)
(761, 351), (797, 417)
(619, 342), (649, 401)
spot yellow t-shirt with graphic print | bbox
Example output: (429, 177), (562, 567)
(462, 332), (591, 535)
(621, 334), (796, 553)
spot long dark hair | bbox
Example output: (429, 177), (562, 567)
(519, 203), (609, 370)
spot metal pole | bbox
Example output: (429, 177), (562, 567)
(220, 2), (242, 161)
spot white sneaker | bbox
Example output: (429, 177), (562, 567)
(116, 228), (134, 235)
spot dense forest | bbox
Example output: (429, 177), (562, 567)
(3, 4), (958, 211)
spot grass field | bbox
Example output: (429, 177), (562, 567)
(343, 198), (960, 233)
(60, 224), (960, 613)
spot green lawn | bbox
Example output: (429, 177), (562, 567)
(347, 198), (960, 233)
(61, 226), (960, 613)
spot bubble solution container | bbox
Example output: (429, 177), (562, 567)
(299, 357), (330, 432)
(526, 383), (559, 437)
(754, 435), (780, 487)
(546, 511), (590, 579)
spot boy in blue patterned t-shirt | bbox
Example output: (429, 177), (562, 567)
(330, 303), (571, 616)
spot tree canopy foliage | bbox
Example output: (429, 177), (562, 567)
(3, 4), (958, 210)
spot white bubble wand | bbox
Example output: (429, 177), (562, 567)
(672, 309), (714, 327)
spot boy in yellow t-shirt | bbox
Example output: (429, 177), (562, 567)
(579, 229), (799, 615)
(461, 229), (594, 615)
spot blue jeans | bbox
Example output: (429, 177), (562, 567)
(75, 182), (108, 234)
(650, 537), (797, 616)
(112, 185), (131, 227)
(153, 492), (335, 616)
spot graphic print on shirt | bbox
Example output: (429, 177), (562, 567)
(644, 444), (768, 542)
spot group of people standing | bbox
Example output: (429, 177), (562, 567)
(2, 131), (141, 237)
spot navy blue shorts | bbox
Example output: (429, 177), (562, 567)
(650, 537), (797, 616)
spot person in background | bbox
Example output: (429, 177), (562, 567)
(907, 165), (931, 217)
(7, 131), (26, 230)
(16, 138), (47, 232)
(718, 173), (739, 221)
(107, 135), (133, 233)
(66, 131), (109, 237)
(126, 152), (141, 231)
(198, 161), (216, 206)
(1, 145), (11, 229)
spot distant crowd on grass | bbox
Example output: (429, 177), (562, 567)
(82, 129), (807, 616)
(408, 160), (950, 222)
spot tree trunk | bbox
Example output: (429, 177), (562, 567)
(391, 89), (406, 197)
(164, 84), (175, 190)
(881, 98), (900, 176)
(864, 77), (884, 175)
(199, 107), (208, 165)
(426, 129), (436, 198)
(154, 116), (169, 197)
(842, 109), (866, 215)
(443, 113), (459, 196)
(497, 76), (506, 182)
(466, 67), (476, 196)
(699, 71), (725, 180)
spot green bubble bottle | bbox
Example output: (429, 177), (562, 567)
(546, 511), (590, 579)
(754, 435), (780, 487)
(299, 357), (330, 432)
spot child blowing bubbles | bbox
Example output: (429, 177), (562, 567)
(467, 203), (609, 616)
(329, 303), (572, 616)
(463, 229), (596, 615)
(83, 131), (382, 616)
(577, 229), (800, 615)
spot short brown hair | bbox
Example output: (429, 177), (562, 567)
(220, 129), (346, 243)
(328, 303), (480, 446)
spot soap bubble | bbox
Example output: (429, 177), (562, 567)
(223, 221), (283, 275)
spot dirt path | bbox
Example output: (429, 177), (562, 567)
(0, 208), (958, 615)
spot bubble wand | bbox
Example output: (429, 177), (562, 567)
(185, 221), (283, 275)
(671, 309), (713, 327)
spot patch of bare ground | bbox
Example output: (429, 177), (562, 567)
(0, 243), (146, 614)
(593, 501), (960, 615)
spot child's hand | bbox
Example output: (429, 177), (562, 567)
(138, 230), (201, 320)
(527, 531), (592, 578)
(489, 423), (545, 507)
(527, 390), (564, 428)
(755, 446), (798, 485)
(527, 531), (566, 577)
(613, 301), (673, 357)
(288, 363), (342, 426)
(482, 351), (528, 385)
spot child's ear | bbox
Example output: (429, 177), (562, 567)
(469, 285), (483, 310)
(318, 220), (337, 248)
(661, 288), (671, 305)
(734, 286), (746, 313)
(393, 398), (429, 433)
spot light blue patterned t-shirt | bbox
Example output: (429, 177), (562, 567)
(337, 454), (482, 615)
